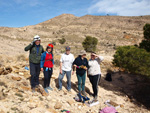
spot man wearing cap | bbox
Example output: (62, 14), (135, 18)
(24, 35), (44, 92)
(58, 46), (74, 91)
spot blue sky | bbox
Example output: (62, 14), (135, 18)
(0, 0), (150, 27)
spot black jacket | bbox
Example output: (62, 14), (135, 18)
(73, 56), (88, 75)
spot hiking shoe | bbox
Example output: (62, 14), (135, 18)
(32, 88), (35, 93)
(94, 96), (98, 101)
(58, 88), (62, 91)
(35, 85), (39, 88)
(44, 88), (49, 93)
(47, 86), (53, 91)
(81, 91), (87, 97)
(68, 89), (71, 92)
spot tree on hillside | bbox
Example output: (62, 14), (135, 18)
(113, 46), (150, 77)
(82, 36), (98, 52)
(140, 23), (150, 52)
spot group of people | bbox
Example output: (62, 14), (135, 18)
(24, 35), (104, 100)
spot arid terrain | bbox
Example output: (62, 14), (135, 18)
(0, 14), (150, 113)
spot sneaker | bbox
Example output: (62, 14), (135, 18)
(58, 88), (62, 91)
(35, 85), (39, 88)
(81, 91), (87, 97)
(44, 88), (49, 93)
(94, 96), (98, 101)
(32, 88), (35, 93)
(68, 89), (71, 92)
(47, 86), (53, 91)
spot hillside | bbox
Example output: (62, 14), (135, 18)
(0, 14), (150, 56)
(0, 14), (150, 113)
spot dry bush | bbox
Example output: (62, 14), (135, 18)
(17, 54), (26, 61)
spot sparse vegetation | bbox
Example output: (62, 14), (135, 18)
(58, 38), (66, 44)
(82, 36), (98, 52)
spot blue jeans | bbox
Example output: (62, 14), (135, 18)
(30, 62), (40, 88)
(77, 72), (86, 92)
(58, 70), (71, 90)
(43, 67), (53, 88)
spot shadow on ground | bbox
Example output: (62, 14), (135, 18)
(54, 78), (92, 95)
(99, 71), (150, 109)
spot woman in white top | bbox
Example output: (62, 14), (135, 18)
(88, 52), (104, 100)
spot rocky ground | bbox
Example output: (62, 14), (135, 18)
(0, 14), (150, 113)
(0, 55), (149, 113)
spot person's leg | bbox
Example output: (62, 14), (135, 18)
(66, 70), (71, 91)
(47, 68), (53, 90)
(43, 67), (49, 88)
(89, 75), (94, 95)
(92, 74), (101, 99)
(30, 62), (36, 89)
(35, 63), (40, 87)
(81, 72), (86, 91)
(81, 72), (86, 96)
(77, 74), (82, 93)
(58, 70), (65, 90)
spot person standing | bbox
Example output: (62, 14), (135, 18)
(58, 46), (74, 92)
(41, 44), (54, 93)
(73, 50), (88, 96)
(24, 35), (44, 92)
(88, 52), (104, 100)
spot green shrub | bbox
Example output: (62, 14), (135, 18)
(58, 38), (66, 44)
(140, 23), (150, 52)
(82, 36), (98, 52)
(113, 46), (150, 77)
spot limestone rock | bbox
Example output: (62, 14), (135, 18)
(36, 85), (48, 96)
(47, 108), (58, 113)
(54, 102), (62, 109)
(12, 76), (22, 81)
(67, 100), (74, 106)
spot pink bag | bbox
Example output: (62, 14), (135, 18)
(100, 107), (118, 113)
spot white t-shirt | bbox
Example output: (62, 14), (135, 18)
(88, 56), (104, 75)
(60, 53), (75, 71)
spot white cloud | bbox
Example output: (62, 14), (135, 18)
(88, 0), (150, 16)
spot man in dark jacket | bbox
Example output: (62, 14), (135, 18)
(24, 35), (44, 92)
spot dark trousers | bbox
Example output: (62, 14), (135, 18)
(89, 74), (101, 97)
(30, 62), (40, 88)
(43, 67), (53, 88)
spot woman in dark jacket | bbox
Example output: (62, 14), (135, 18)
(73, 50), (88, 96)
(41, 44), (54, 93)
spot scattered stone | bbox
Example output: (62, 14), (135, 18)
(19, 72), (24, 76)
(36, 85), (48, 96)
(54, 102), (62, 109)
(0, 91), (6, 100)
(12, 76), (22, 81)
(67, 100), (74, 106)
(21, 86), (31, 91)
(47, 108), (57, 113)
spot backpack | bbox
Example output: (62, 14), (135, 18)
(105, 73), (112, 81)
